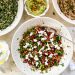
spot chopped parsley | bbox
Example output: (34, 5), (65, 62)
(0, 0), (18, 30)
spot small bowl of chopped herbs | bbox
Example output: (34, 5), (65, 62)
(24, 0), (49, 17)
(0, 0), (23, 36)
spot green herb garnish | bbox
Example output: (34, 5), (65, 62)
(0, 0), (18, 30)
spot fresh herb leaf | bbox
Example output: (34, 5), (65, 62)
(55, 50), (64, 55)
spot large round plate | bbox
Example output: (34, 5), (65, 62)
(0, 0), (23, 36)
(52, 0), (75, 24)
(11, 17), (73, 75)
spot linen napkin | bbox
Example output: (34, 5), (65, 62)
(67, 27), (75, 71)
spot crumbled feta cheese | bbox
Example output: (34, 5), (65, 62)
(40, 46), (44, 51)
(37, 41), (41, 46)
(30, 32), (33, 36)
(34, 55), (39, 61)
(57, 46), (60, 50)
(29, 48), (32, 51)
(34, 46), (37, 48)
(26, 54), (29, 59)
(55, 45), (60, 50)
(33, 39), (37, 42)
(39, 34), (43, 37)
(38, 31), (44, 34)
(54, 53), (58, 56)
(45, 53), (48, 55)
(23, 43), (30, 48)
(44, 32), (47, 36)
(49, 54), (53, 58)
(45, 62), (48, 65)
(36, 62), (39, 66)
(45, 58), (48, 65)
(60, 44), (63, 47)
(51, 41), (54, 45)
(50, 38), (54, 42)
(39, 51), (42, 55)
(46, 43), (51, 50)
(41, 37), (47, 41)
(29, 54), (33, 58)
(50, 33), (54, 38)
(55, 45), (59, 48)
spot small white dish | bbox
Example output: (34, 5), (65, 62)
(0, 0), (23, 36)
(0, 41), (10, 65)
(11, 17), (73, 75)
(24, 0), (49, 17)
(52, 0), (75, 24)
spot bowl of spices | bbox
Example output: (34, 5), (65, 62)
(24, 0), (49, 17)
(0, 0), (23, 36)
(52, 0), (75, 24)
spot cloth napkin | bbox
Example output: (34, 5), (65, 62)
(67, 27), (75, 71)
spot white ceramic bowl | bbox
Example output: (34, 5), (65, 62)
(0, 0), (23, 36)
(24, 0), (49, 17)
(11, 17), (73, 75)
(52, 0), (75, 24)
(0, 41), (10, 65)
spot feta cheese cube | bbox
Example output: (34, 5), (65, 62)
(30, 32), (33, 36)
(38, 31), (44, 34)
(40, 46), (44, 51)
(41, 37), (47, 41)
(33, 39), (37, 42)
(23, 43), (30, 48)
(36, 62), (39, 66)
(46, 43), (51, 50)
(37, 41), (41, 46)
(50, 33), (54, 38)
(60, 44), (63, 47)
(54, 53), (58, 56)
(29, 48), (32, 51)
(29, 54), (33, 58)
(45, 58), (48, 65)
(34, 46), (37, 48)
(49, 54), (53, 58)
(45, 62), (48, 65)
(26, 54), (29, 59)
(34, 55), (39, 61)
(50, 38), (54, 42)
(57, 46), (60, 50)
(44, 32), (47, 36)
(39, 51), (42, 55)
(55, 45), (60, 50)
(55, 45), (58, 48)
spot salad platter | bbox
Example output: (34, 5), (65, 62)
(11, 17), (73, 75)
